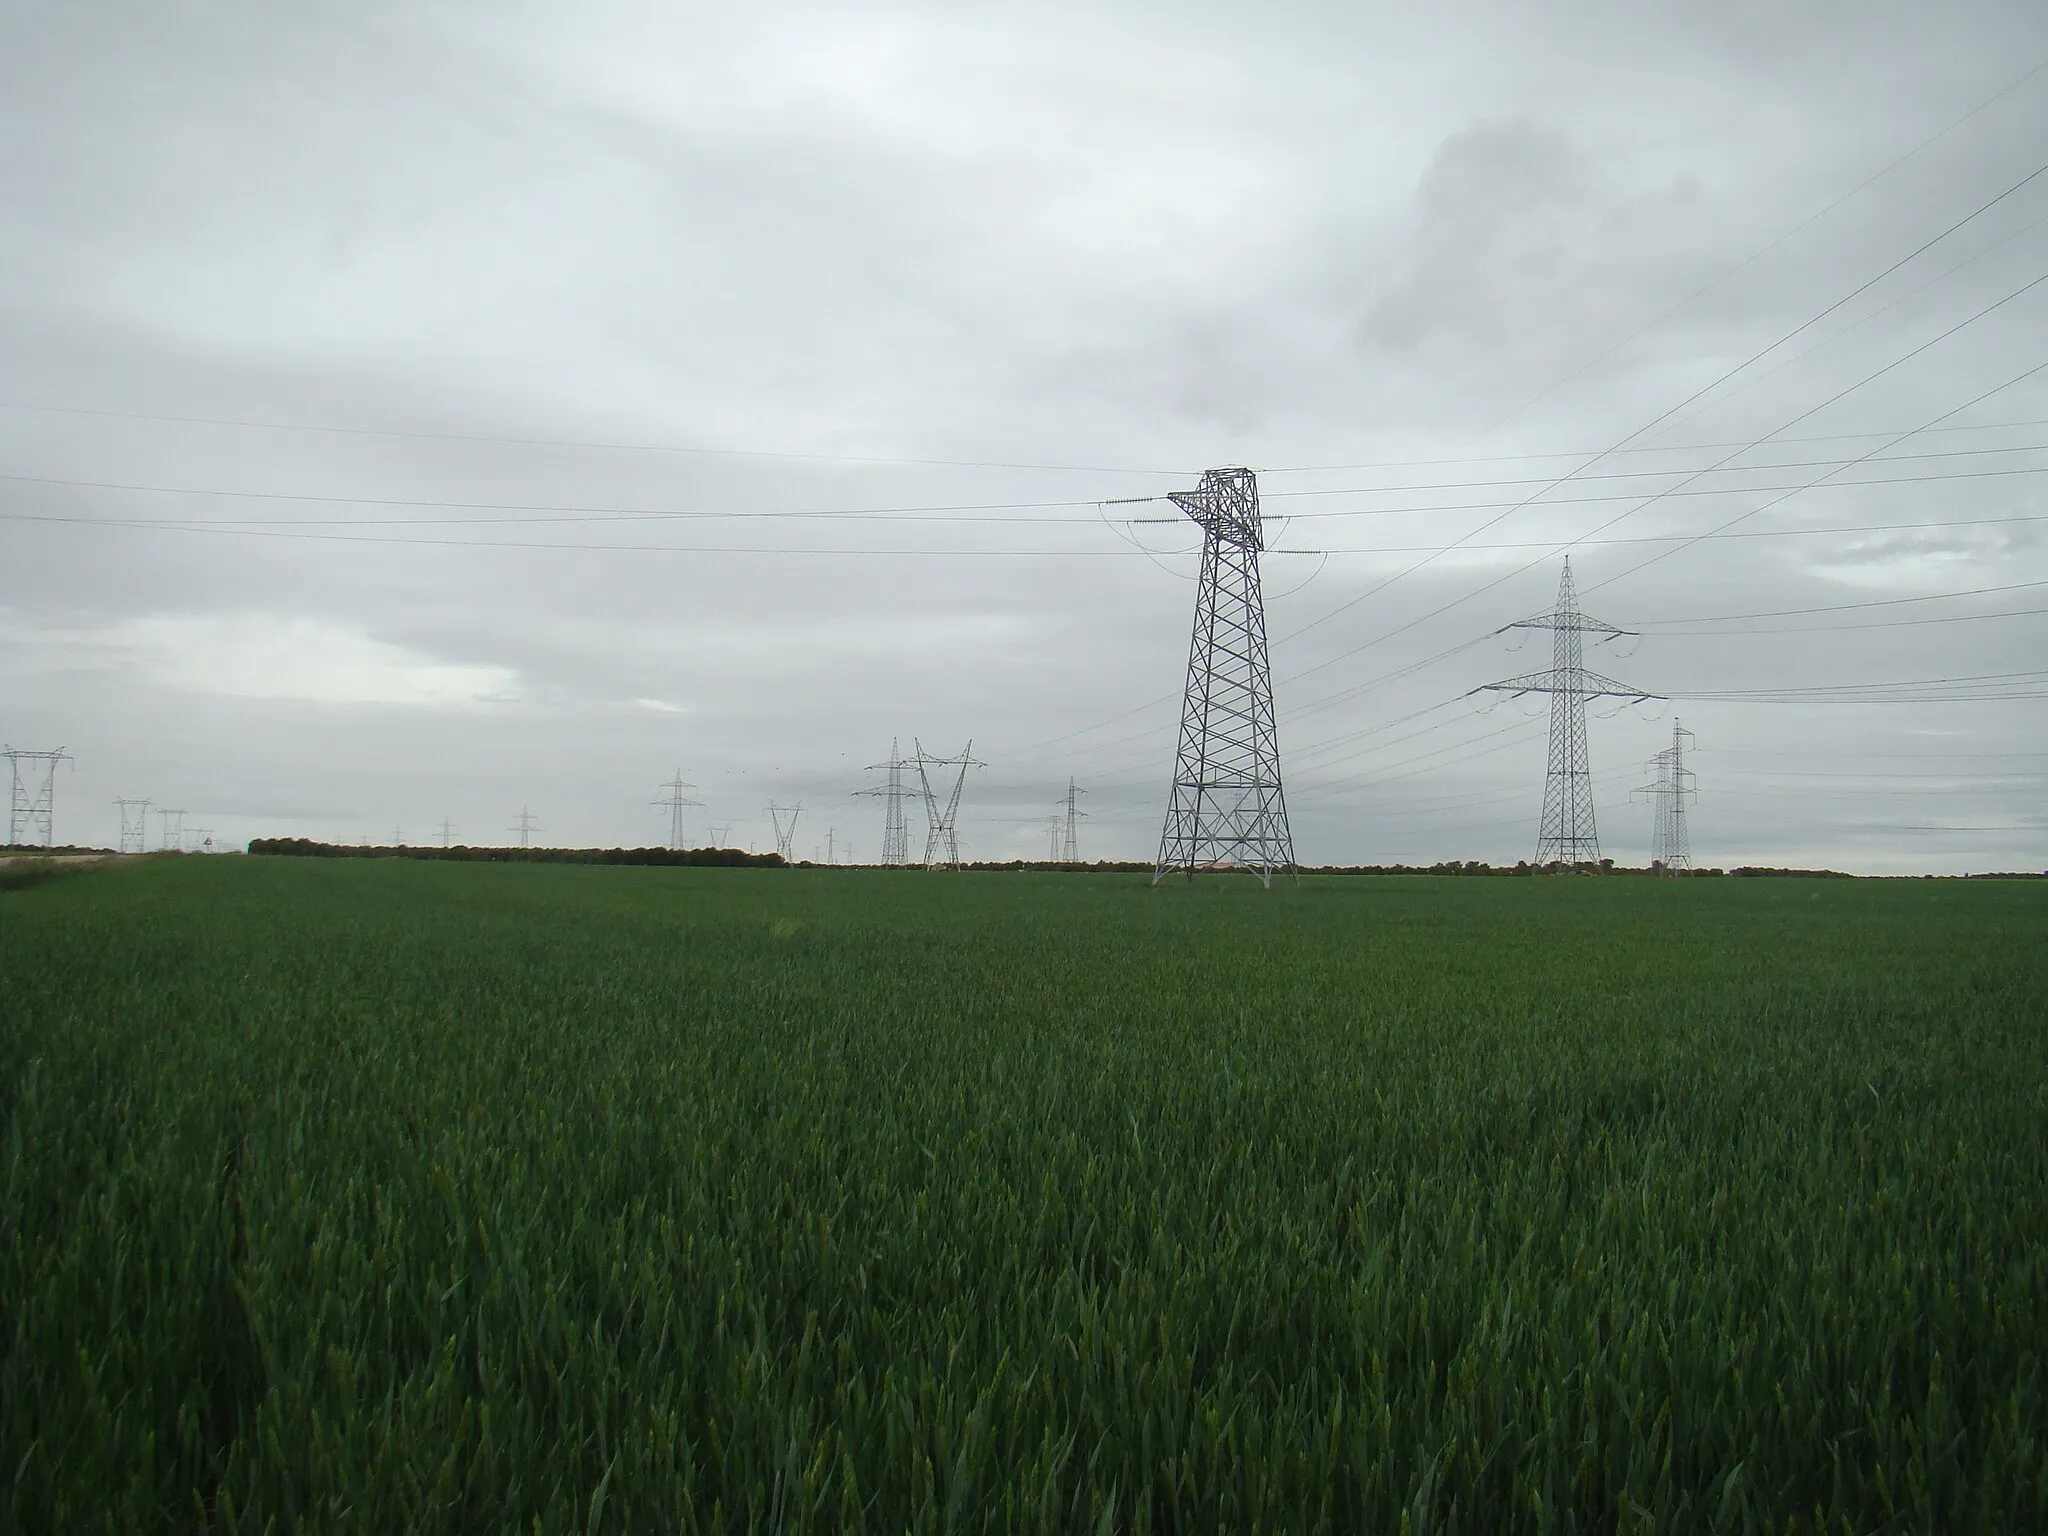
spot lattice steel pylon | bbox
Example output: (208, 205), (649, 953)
(912, 740), (981, 870)
(855, 740), (913, 866)
(1476, 559), (1658, 866)
(1635, 719), (1697, 871)
(652, 769), (703, 851)
(4, 748), (70, 848)
(1153, 467), (1296, 886)
(767, 802), (803, 862)
(114, 797), (152, 855)
(1060, 777), (1086, 864)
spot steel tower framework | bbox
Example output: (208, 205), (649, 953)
(913, 740), (979, 870)
(114, 797), (152, 855)
(5, 748), (69, 847)
(652, 769), (703, 851)
(1636, 719), (1697, 871)
(1154, 467), (1295, 886)
(1060, 776), (1086, 864)
(856, 740), (914, 865)
(1477, 560), (1657, 865)
(767, 803), (803, 863)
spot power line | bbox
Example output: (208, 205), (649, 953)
(1274, 267), (2048, 700)
(0, 398), (1186, 476)
(1586, 351), (2048, 598)
(1646, 576), (2048, 625)
(1275, 156), (2048, 647)
(1454, 52), (2048, 449)
(13, 436), (2046, 527)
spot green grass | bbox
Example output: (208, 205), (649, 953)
(3, 858), (2044, 1531)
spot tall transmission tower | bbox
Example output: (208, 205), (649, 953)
(1060, 777), (1086, 864)
(1154, 467), (1296, 887)
(855, 739), (914, 866)
(1476, 559), (1659, 866)
(156, 807), (186, 853)
(912, 740), (981, 870)
(114, 797), (152, 855)
(1635, 719), (1697, 871)
(439, 817), (454, 848)
(651, 769), (703, 851)
(1044, 816), (1063, 862)
(4, 748), (70, 848)
(767, 802), (803, 862)
(709, 822), (733, 848)
(510, 807), (540, 848)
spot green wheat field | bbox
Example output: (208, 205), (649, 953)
(3, 857), (2044, 1531)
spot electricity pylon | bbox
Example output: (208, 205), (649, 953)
(438, 817), (454, 848)
(1635, 719), (1697, 871)
(1045, 816), (1064, 861)
(767, 802), (802, 862)
(913, 740), (981, 870)
(1476, 559), (1658, 866)
(156, 807), (186, 853)
(709, 822), (733, 848)
(652, 769), (703, 851)
(1154, 467), (1296, 886)
(1060, 777), (1086, 863)
(510, 807), (540, 848)
(855, 740), (914, 865)
(114, 797), (152, 855)
(4, 748), (70, 847)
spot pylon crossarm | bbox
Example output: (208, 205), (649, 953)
(1577, 669), (1661, 701)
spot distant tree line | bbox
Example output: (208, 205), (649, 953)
(248, 839), (784, 869)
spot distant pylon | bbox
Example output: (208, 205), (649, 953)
(1476, 559), (1659, 866)
(1154, 467), (1296, 886)
(114, 797), (152, 855)
(767, 802), (803, 862)
(510, 807), (539, 848)
(855, 740), (913, 865)
(1635, 719), (1697, 871)
(913, 740), (981, 870)
(4, 747), (71, 848)
(438, 817), (454, 848)
(1061, 777), (1086, 863)
(156, 807), (186, 853)
(1045, 816), (1063, 861)
(652, 769), (703, 851)
(710, 822), (734, 848)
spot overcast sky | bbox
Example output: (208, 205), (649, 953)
(4, 0), (2046, 871)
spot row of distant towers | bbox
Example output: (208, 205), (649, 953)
(1152, 472), (1695, 882)
(9, 475), (1682, 872)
